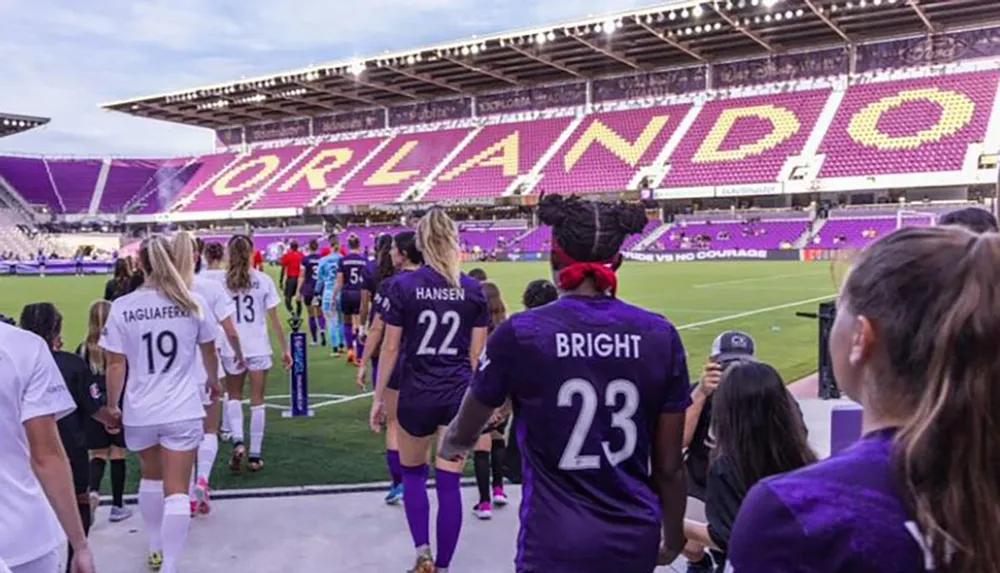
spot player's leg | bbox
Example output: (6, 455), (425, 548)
(490, 428), (508, 507)
(383, 388), (403, 505)
(282, 277), (295, 315)
(472, 433), (493, 519)
(159, 422), (201, 573)
(315, 302), (327, 346)
(305, 295), (318, 345)
(247, 360), (271, 471)
(108, 443), (131, 521)
(194, 398), (221, 515)
(225, 366), (248, 472)
(132, 436), (165, 571)
(396, 408), (440, 573)
(87, 448), (108, 525)
(433, 420), (467, 573)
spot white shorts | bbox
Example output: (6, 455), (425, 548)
(8, 550), (57, 573)
(221, 355), (273, 375)
(125, 419), (204, 452)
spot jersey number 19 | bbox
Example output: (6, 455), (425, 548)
(142, 331), (178, 374)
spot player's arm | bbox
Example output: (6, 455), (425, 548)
(359, 315), (384, 368)
(359, 290), (372, 331)
(374, 324), (400, 402)
(278, 256), (286, 289)
(334, 270), (344, 299)
(220, 316), (244, 365)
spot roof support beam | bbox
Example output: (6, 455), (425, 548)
(441, 55), (523, 86)
(506, 44), (586, 78)
(711, 2), (775, 52)
(226, 95), (296, 118)
(802, 0), (852, 43)
(384, 66), (467, 94)
(294, 80), (379, 107)
(907, 0), (935, 33)
(634, 18), (707, 62)
(569, 34), (644, 70)
(144, 101), (249, 127)
(347, 76), (423, 100)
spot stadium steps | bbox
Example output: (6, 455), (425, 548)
(314, 135), (397, 207)
(87, 159), (112, 216)
(240, 145), (318, 210)
(797, 219), (826, 248)
(980, 76), (1000, 154)
(782, 87), (846, 181)
(41, 160), (68, 213)
(0, 172), (35, 215)
(172, 152), (248, 212)
(409, 125), (484, 203)
(505, 113), (587, 197)
(125, 157), (199, 214)
(632, 222), (671, 251)
(631, 102), (704, 190)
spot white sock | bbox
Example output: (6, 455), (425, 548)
(160, 494), (191, 573)
(227, 400), (244, 443)
(197, 433), (219, 483)
(220, 393), (231, 434)
(188, 469), (195, 500)
(249, 405), (266, 457)
(138, 479), (164, 552)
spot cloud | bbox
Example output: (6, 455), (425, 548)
(0, 0), (650, 156)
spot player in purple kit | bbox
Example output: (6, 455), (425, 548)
(335, 234), (368, 364)
(300, 240), (325, 346)
(370, 210), (489, 573)
(357, 233), (393, 391)
(441, 194), (690, 573)
(727, 226), (1000, 573)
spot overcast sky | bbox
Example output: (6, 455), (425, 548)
(0, 0), (655, 157)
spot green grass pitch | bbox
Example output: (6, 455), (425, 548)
(0, 260), (837, 492)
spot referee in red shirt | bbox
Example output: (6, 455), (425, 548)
(279, 241), (304, 316)
(252, 248), (263, 270)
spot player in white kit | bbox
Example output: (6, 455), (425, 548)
(170, 232), (246, 516)
(99, 235), (221, 573)
(203, 234), (291, 473)
(0, 318), (95, 573)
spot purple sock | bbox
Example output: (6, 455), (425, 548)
(386, 449), (402, 486)
(317, 313), (326, 330)
(402, 465), (430, 548)
(343, 323), (354, 352)
(308, 316), (317, 343)
(357, 342), (366, 364)
(371, 362), (379, 392)
(435, 469), (463, 569)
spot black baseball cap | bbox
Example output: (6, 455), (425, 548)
(710, 330), (756, 363)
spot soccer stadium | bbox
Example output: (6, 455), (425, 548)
(1, 0), (999, 571)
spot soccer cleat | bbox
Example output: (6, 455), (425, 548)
(347, 348), (356, 364)
(147, 551), (163, 571)
(88, 491), (100, 525)
(248, 457), (265, 472)
(492, 487), (508, 507)
(109, 505), (133, 523)
(220, 430), (233, 443)
(309, 339), (318, 347)
(408, 550), (435, 573)
(320, 333), (327, 347)
(229, 443), (246, 473)
(686, 554), (715, 573)
(473, 501), (492, 520)
(194, 478), (211, 515)
(384, 483), (404, 505)
(190, 500), (198, 517)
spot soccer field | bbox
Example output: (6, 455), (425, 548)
(0, 260), (837, 492)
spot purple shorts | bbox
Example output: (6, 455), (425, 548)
(397, 402), (460, 438)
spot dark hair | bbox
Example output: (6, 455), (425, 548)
(348, 233), (361, 250)
(112, 258), (130, 293)
(938, 207), (998, 234)
(194, 236), (204, 273)
(227, 235), (253, 292)
(537, 194), (647, 263)
(373, 234), (395, 293)
(19, 302), (63, 348)
(289, 240), (299, 251)
(482, 281), (507, 332)
(468, 268), (488, 282)
(711, 361), (817, 489)
(394, 231), (423, 265)
(328, 234), (340, 249)
(522, 279), (558, 309)
(308, 239), (319, 252)
(841, 226), (1000, 573)
(204, 242), (225, 263)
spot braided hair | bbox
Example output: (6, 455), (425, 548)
(19, 302), (62, 348)
(522, 279), (558, 309)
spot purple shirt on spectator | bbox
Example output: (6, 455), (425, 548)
(470, 295), (691, 573)
(727, 428), (928, 573)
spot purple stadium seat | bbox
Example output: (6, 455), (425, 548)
(47, 159), (102, 213)
(652, 219), (810, 251)
(183, 146), (309, 212)
(0, 156), (63, 212)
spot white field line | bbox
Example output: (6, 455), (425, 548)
(694, 270), (829, 289)
(676, 294), (834, 331)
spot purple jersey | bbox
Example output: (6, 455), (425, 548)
(381, 266), (488, 406)
(470, 295), (691, 573)
(337, 253), (368, 292)
(361, 259), (378, 326)
(727, 428), (927, 573)
(302, 253), (321, 288)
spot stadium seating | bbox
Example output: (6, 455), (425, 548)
(0, 156), (67, 212)
(663, 90), (831, 187)
(48, 159), (102, 213)
(182, 146), (308, 212)
(537, 105), (690, 195)
(817, 70), (1000, 177)
(101, 159), (162, 213)
(169, 152), (238, 209)
(655, 219), (810, 250)
(424, 117), (574, 201)
(809, 216), (932, 249)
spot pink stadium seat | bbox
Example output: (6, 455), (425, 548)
(663, 90), (830, 187)
(182, 146), (308, 212)
(171, 152), (238, 208)
(818, 71), (1000, 177)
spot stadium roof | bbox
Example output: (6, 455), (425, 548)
(0, 113), (50, 138)
(102, 0), (1000, 130)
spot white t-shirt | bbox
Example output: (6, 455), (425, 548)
(191, 273), (237, 364)
(100, 287), (219, 427)
(202, 268), (279, 358)
(0, 323), (76, 567)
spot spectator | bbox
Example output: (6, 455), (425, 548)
(104, 258), (131, 301)
(728, 226), (1000, 572)
(938, 207), (998, 234)
(682, 361), (816, 572)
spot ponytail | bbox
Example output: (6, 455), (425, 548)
(227, 235), (253, 292)
(169, 231), (197, 286)
(416, 208), (460, 288)
(141, 235), (201, 317)
(373, 233), (395, 293)
(82, 300), (111, 374)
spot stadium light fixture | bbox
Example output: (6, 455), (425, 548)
(714, 22), (722, 30)
(764, 13), (772, 21)
(762, 0), (779, 6)
(546, 31), (555, 41)
(774, 12), (782, 20)
(795, 8), (804, 16)
(656, 13), (665, 22)
(693, 5), (704, 17)
(535, 32), (547, 44)
(680, 8), (689, 18)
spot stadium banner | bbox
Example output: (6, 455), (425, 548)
(1, 260), (113, 276)
(592, 66), (706, 103)
(622, 249), (800, 263)
(475, 82), (586, 116)
(494, 251), (550, 263)
(653, 186), (715, 199)
(215, 127), (244, 146)
(714, 48), (847, 88)
(856, 26), (1000, 73)
(314, 109), (386, 136)
(245, 118), (310, 143)
(800, 248), (858, 262)
(389, 98), (472, 127)
(284, 326), (314, 418)
(715, 183), (783, 197)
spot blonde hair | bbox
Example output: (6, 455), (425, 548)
(170, 231), (197, 286)
(226, 235), (253, 292)
(416, 209), (460, 288)
(81, 300), (111, 374)
(140, 235), (201, 317)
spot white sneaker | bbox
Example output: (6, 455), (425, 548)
(473, 501), (492, 520)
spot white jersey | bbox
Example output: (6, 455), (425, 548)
(192, 273), (236, 358)
(202, 268), (279, 358)
(100, 287), (218, 427)
(0, 323), (76, 567)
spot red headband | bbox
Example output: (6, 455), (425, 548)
(552, 242), (619, 296)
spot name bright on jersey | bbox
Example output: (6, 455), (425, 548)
(555, 332), (642, 359)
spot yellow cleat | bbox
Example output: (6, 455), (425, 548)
(147, 551), (163, 571)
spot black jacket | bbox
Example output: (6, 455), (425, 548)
(52, 350), (101, 455)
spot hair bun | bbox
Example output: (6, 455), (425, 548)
(537, 194), (570, 227)
(615, 203), (648, 235)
